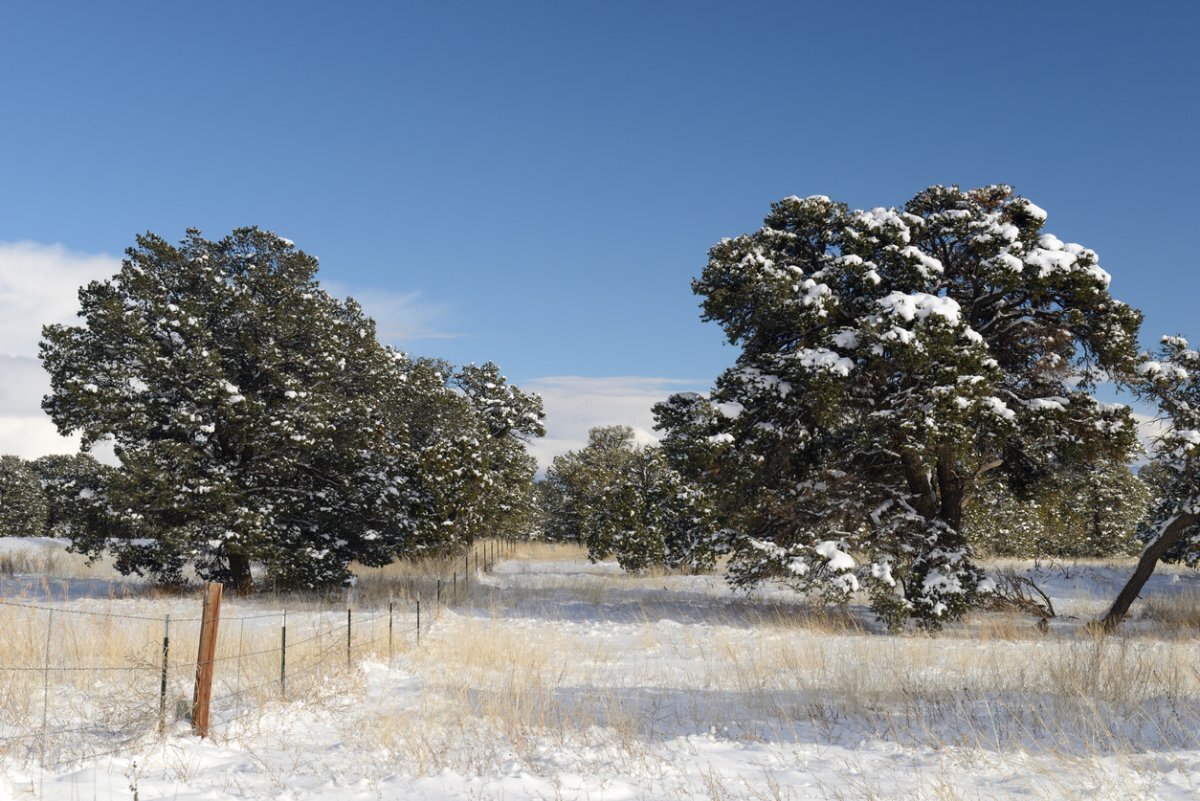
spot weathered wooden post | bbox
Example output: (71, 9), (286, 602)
(192, 582), (223, 738)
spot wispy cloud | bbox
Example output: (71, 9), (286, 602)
(323, 282), (463, 344)
(0, 243), (467, 460)
(1131, 409), (1170, 465)
(0, 242), (122, 458)
(522, 375), (708, 471)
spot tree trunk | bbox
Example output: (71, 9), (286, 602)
(227, 552), (254, 595)
(900, 450), (937, 520)
(1100, 511), (1198, 631)
(935, 449), (967, 537)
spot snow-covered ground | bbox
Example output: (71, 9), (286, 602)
(3, 541), (1200, 800)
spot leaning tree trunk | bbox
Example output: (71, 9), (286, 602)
(1100, 511), (1199, 631)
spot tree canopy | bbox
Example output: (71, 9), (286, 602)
(40, 228), (542, 590)
(541, 426), (717, 573)
(657, 185), (1142, 626)
(1103, 336), (1200, 628)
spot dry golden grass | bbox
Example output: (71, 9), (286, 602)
(505, 539), (589, 562)
(0, 544), (128, 581)
(4, 537), (1200, 796)
(1139, 588), (1200, 636)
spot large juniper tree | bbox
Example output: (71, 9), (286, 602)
(40, 228), (424, 591)
(659, 186), (1142, 626)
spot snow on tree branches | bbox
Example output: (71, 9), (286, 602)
(1103, 336), (1200, 629)
(542, 426), (718, 573)
(658, 185), (1142, 627)
(0, 455), (49, 538)
(39, 228), (543, 591)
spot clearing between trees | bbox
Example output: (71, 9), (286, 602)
(1, 539), (1199, 801)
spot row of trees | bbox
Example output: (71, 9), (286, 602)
(32, 228), (544, 591)
(0, 453), (111, 540)
(16, 191), (1197, 629)
(962, 462), (1152, 559)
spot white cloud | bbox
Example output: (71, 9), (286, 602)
(522, 375), (708, 471)
(0, 243), (462, 461)
(1131, 409), (1170, 464)
(323, 282), (461, 344)
(0, 242), (121, 459)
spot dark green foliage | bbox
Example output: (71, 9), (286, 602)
(0, 455), (49, 537)
(964, 462), (1150, 558)
(452, 362), (545, 541)
(542, 426), (717, 573)
(30, 453), (116, 541)
(659, 186), (1143, 627)
(40, 229), (426, 589)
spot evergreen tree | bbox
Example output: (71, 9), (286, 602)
(964, 461), (1149, 558)
(660, 186), (1142, 626)
(452, 362), (545, 540)
(40, 228), (424, 590)
(0, 455), (49, 538)
(1103, 336), (1200, 629)
(30, 453), (116, 541)
(542, 426), (717, 572)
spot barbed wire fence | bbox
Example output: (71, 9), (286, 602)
(0, 537), (518, 774)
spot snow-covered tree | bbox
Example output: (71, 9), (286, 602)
(30, 453), (116, 541)
(964, 461), (1149, 558)
(0, 455), (49, 537)
(660, 186), (1142, 626)
(542, 426), (633, 545)
(1102, 336), (1200, 629)
(452, 362), (545, 540)
(542, 426), (717, 573)
(40, 228), (425, 590)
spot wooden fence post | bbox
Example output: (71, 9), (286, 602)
(192, 582), (223, 737)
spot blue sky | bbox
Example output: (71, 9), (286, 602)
(0, 1), (1196, 462)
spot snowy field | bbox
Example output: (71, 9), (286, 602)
(2, 539), (1200, 800)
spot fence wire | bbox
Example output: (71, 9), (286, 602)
(0, 538), (513, 769)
